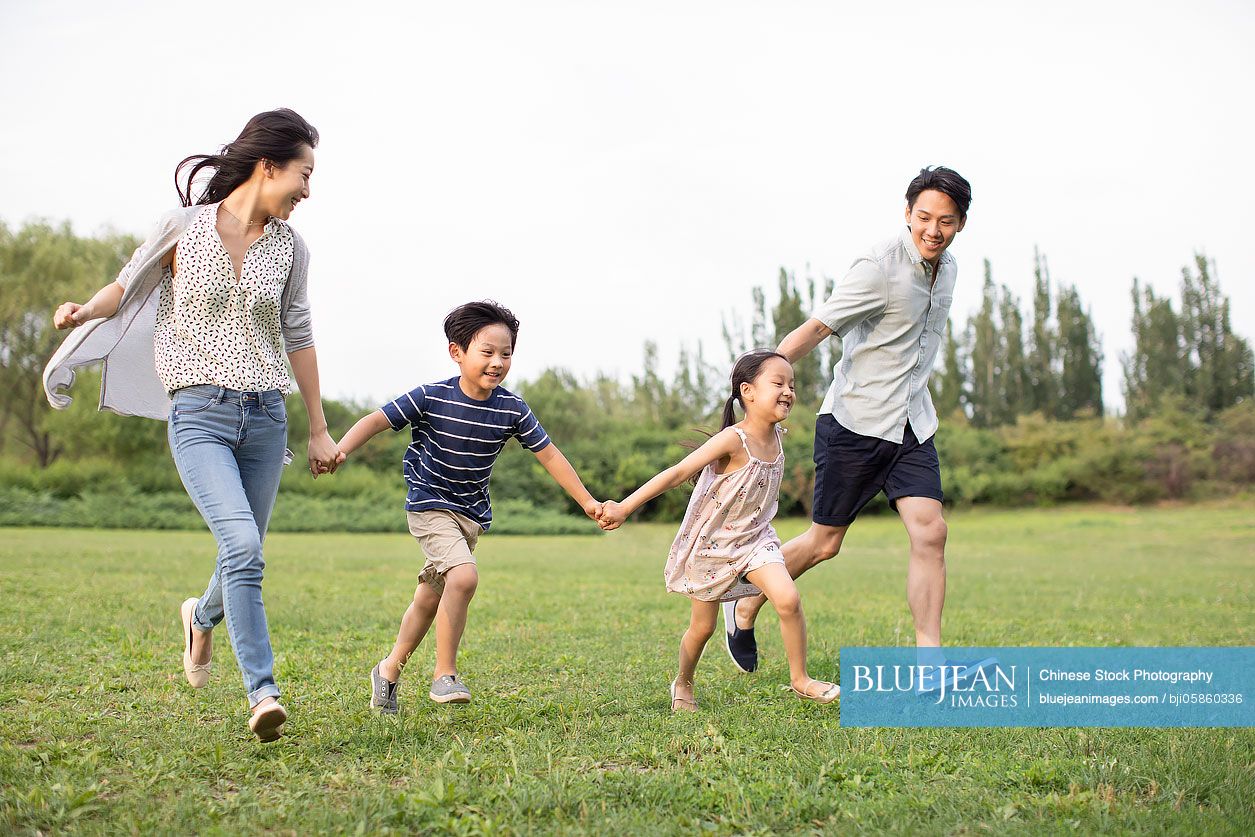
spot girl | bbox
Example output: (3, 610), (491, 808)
(45, 109), (339, 742)
(598, 351), (839, 711)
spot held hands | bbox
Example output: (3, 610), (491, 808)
(53, 302), (87, 330)
(582, 499), (604, 523)
(596, 500), (628, 531)
(307, 429), (341, 479)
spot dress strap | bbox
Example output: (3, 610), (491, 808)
(731, 426), (755, 459)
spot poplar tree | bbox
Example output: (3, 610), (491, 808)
(966, 261), (1001, 427)
(1055, 285), (1104, 417)
(1027, 248), (1058, 416)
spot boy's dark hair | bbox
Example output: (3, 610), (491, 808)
(905, 166), (972, 218)
(444, 300), (520, 350)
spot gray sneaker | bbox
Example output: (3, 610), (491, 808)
(429, 674), (471, 704)
(370, 663), (399, 714)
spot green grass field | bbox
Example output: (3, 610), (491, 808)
(2, 502), (1253, 834)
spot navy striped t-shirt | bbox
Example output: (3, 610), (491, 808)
(380, 377), (551, 530)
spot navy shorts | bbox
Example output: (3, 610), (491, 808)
(811, 415), (944, 527)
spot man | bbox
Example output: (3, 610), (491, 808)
(725, 166), (971, 673)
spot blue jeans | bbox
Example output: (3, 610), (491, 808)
(168, 385), (289, 707)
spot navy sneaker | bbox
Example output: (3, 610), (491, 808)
(722, 599), (758, 673)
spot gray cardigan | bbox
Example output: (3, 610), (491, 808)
(42, 205), (313, 421)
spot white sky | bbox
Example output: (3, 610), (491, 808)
(2, 0), (1252, 411)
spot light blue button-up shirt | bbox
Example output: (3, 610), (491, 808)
(813, 227), (956, 443)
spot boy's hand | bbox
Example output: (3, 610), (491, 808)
(582, 499), (603, 522)
(598, 500), (627, 531)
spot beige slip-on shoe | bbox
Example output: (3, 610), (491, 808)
(180, 598), (211, 688)
(249, 701), (287, 743)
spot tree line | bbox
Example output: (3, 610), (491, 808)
(1, 218), (1252, 531)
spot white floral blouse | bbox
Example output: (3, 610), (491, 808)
(154, 204), (296, 394)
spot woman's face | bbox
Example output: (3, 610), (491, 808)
(263, 144), (315, 220)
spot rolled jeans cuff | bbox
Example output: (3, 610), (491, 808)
(248, 684), (281, 709)
(191, 603), (214, 633)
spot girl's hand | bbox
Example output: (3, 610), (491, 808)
(598, 500), (627, 531)
(53, 302), (86, 330)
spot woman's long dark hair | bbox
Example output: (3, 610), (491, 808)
(175, 108), (319, 207)
(720, 350), (789, 429)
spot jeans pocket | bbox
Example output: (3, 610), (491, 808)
(261, 398), (288, 423)
(172, 392), (218, 417)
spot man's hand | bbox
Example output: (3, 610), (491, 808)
(583, 499), (604, 522)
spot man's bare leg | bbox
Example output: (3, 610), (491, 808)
(735, 522), (849, 629)
(895, 497), (947, 647)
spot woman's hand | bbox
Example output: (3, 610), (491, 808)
(307, 429), (340, 479)
(53, 302), (87, 330)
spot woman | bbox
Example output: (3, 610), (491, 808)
(44, 108), (338, 742)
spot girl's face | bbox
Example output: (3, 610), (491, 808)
(740, 356), (795, 423)
(261, 144), (315, 221)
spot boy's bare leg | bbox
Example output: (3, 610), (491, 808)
(433, 564), (479, 678)
(673, 600), (719, 704)
(745, 563), (833, 694)
(896, 497), (947, 647)
(379, 580), (442, 681)
(736, 522), (849, 628)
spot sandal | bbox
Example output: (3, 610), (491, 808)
(180, 598), (211, 688)
(669, 679), (698, 713)
(785, 679), (840, 704)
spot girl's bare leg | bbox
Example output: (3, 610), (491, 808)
(674, 599), (720, 706)
(745, 563), (835, 696)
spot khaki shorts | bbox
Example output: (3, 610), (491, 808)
(407, 509), (483, 594)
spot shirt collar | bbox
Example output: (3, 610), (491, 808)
(900, 226), (925, 265)
(899, 225), (955, 268)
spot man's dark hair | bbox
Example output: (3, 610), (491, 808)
(444, 300), (520, 350)
(905, 166), (972, 218)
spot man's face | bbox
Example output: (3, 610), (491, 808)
(905, 189), (966, 263)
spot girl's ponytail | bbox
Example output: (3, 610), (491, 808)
(720, 393), (739, 429)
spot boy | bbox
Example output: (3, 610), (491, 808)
(337, 300), (601, 711)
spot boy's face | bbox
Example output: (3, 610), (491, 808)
(905, 188), (966, 264)
(450, 323), (514, 394)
